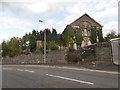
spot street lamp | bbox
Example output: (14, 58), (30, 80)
(39, 20), (46, 64)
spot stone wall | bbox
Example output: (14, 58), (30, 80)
(67, 42), (113, 65)
(2, 50), (67, 65)
(82, 42), (112, 61)
(46, 50), (67, 64)
(2, 53), (44, 64)
(2, 42), (113, 65)
(95, 43), (112, 61)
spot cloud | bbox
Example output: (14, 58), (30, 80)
(0, 35), (10, 43)
(0, 17), (33, 31)
(1, 0), (79, 16)
(0, 34), (18, 43)
(95, 0), (118, 10)
(63, 0), (118, 37)
(0, 0), (118, 43)
(64, 15), (77, 24)
(0, 17), (35, 43)
(65, 0), (118, 22)
(93, 7), (118, 22)
(1, 0), (118, 23)
(1, 0), (118, 17)
(103, 21), (118, 36)
(38, 19), (66, 33)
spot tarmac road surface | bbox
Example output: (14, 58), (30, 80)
(1, 65), (119, 88)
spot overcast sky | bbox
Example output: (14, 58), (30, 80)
(0, 0), (119, 43)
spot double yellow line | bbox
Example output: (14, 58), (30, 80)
(1, 65), (120, 74)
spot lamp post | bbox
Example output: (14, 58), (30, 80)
(39, 20), (46, 64)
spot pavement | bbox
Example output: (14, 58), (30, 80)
(1, 65), (119, 88)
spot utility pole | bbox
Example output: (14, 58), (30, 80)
(39, 20), (46, 64)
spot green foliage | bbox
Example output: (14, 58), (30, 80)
(1, 28), (59, 57)
(104, 30), (118, 42)
(75, 28), (83, 45)
(61, 25), (74, 47)
(45, 28), (51, 36)
(68, 46), (76, 52)
(39, 31), (44, 36)
(62, 25), (83, 47)
(46, 41), (59, 50)
(37, 29), (51, 37)
(90, 27), (97, 44)
(52, 28), (57, 35)
(21, 30), (37, 53)
(29, 34), (36, 52)
(1, 24), (105, 58)
(2, 38), (22, 57)
(98, 29), (103, 42)
(7, 37), (21, 57)
(32, 29), (37, 36)
(20, 33), (29, 51)
(2, 41), (9, 57)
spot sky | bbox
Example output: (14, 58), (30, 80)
(0, 0), (119, 43)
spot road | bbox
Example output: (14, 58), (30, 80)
(1, 65), (119, 88)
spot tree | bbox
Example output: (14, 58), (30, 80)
(75, 28), (83, 45)
(44, 28), (51, 36)
(90, 27), (97, 44)
(61, 25), (74, 47)
(32, 29), (37, 37)
(62, 25), (83, 47)
(29, 33), (36, 52)
(21, 33), (30, 54)
(52, 28), (57, 35)
(104, 30), (117, 42)
(39, 30), (44, 36)
(21, 30), (38, 53)
(7, 37), (21, 57)
(46, 41), (59, 50)
(2, 41), (9, 57)
(98, 29), (104, 42)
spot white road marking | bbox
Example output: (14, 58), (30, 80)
(3, 68), (34, 73)
(17, 69), (34, 73)
(24, 70), (34, 73)
(2, 68), (13, 70)
(46, 74), (94, 85)
(17, 69), (24, 71)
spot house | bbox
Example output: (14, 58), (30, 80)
(36, 13), (103, 51)
(70, 13), (103, 47)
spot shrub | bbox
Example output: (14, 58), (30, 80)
(68, 47), (75, 52)
(47, 41), (59, 50)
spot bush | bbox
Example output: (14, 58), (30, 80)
(67, 52), (77, 63)
(47, 41), (59, 50)
(68, 47), (75, 52)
